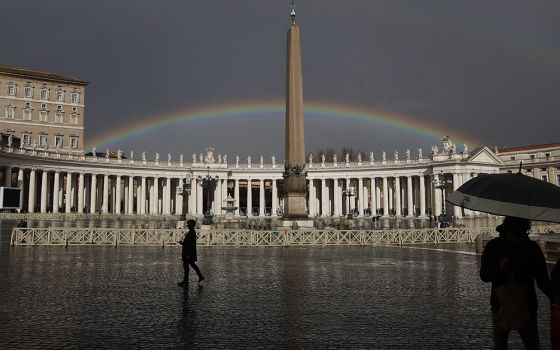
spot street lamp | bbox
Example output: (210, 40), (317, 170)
(342, 186), (356, 218)
(198, 167), (219, 224)
(176, 173), (192, 221)
(432, 173), (452, 227)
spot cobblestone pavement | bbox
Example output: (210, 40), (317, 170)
(0, 220), (552, 349)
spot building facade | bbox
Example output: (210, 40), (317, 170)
(0, 65), (88, 152)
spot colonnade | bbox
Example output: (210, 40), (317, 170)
(1, 165), (484, 219)
(307, 173), (476, 219)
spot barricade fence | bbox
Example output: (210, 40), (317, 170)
(11, 225), (560, 247)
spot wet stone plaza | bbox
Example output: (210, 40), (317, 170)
(0, 220), (552, 349)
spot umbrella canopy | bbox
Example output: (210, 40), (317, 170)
(447, 172), (560, 223)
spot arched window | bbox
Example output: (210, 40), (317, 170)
(7, 83), (16, 96)
(40, 87), (49, 100)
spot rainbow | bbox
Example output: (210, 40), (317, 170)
(86, 101), (485, 149)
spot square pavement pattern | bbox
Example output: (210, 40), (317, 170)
(0, 223), (552, 349)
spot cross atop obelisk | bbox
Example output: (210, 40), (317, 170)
(283, 0), (308, 219)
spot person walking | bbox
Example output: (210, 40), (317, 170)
(480, 216), (553, 350)
(178, 219), (204, 287)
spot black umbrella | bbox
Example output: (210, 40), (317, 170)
(446, 171), (560, 223)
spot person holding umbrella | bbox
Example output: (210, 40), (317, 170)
(447, 166), (560, 349)
(480, 216), (552, 349)
(178, 219), (205, 287)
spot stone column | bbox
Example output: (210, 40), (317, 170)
(382, 177), (389, 217)
(271, 179), (278, 216)
(53, 171), (60, 213)
(452, 173), (461, 218)
(358, 177), (364, 217)
(335, 179), (342, 216)
(234, 179), (240, 215)
(78, 173), (84, 213)
(308, 179), (316, 216)
(433, 174), (442, 217)
(114, 175), (121, 214)
(102, 174), (109, 214)
(196, 179), (203, 215)
(40, 170), (48, 213)
(17, 169), (24, 188)
(370, 177), (377, 216)
(90, 174), (97, 214)
(140, 177), (146, 215)
(419, 175), (426, 217)
(66, 173), (73, 214)
(189, 177), (196, 214)
(4, 166), (12, 186)
(320, 178), (327, 217)
(153, 177), (159, 215)
(259, 179), (265, 216)
(345, 178), (351, 214)
(28, 169), (36, 213)
(166, 177), (172, 215)
(175, 178), (182, 215)
(246, 178), (252, 217)
(128, 176), (134, 214)
(395, 177), (401, 217)
(407, 176), (414, 217)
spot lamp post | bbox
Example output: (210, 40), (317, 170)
(432, 173), (452, 227)
(176, 173), (192, 221)
(198, 167), (219, 225)
(342, 187), (356, 218)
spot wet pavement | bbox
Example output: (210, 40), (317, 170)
(0, 219), (552, 349)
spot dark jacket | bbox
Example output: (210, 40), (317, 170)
(180, 227), (197, 262)
(551, 257), (560, 297)
(480, 235), (552, 310)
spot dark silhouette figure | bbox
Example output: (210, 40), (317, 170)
(480, 216), (552, 350)
(178, 219), (204, 287)
(550, 258), (560, 350)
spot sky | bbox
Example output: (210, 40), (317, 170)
(2, 0), (560, 160)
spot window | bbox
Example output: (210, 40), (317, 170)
(25, 102), (31, 108)
(23, 109), (32, 120)
(41, 103), (47, 110)
(24, 86), (33, 98)
(56, 90), (64, 102)
(39, 134), (48, 146)
(7, 83), (16, 96)
(70, 114), (78, 124)
(530, 154), (535, 159)
(22, 133), (30, 146)
(5, 107), (15, 119)
(55, 113), (63, 123)
(71, 92), (79, 104)
(56, 105), (63, 112)
(40, 88), (49, 100)
(55, 135), (63, 148)
(39, 111), (48, 122)
(546, 153), (551, 158)
(72, 107), (77, 112)
(70, 136), (78, 149)
(510, 156), (515, 161)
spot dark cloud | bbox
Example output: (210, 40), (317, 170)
(2, 0), (560, 158)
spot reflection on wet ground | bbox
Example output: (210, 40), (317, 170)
(0, 219), (552, 349)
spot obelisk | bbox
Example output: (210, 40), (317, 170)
(283, 1), (308, 219)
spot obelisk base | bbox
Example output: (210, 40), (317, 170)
(283, 193), (308, 219)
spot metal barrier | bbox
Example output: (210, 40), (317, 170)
(10, 226), (556, 247)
